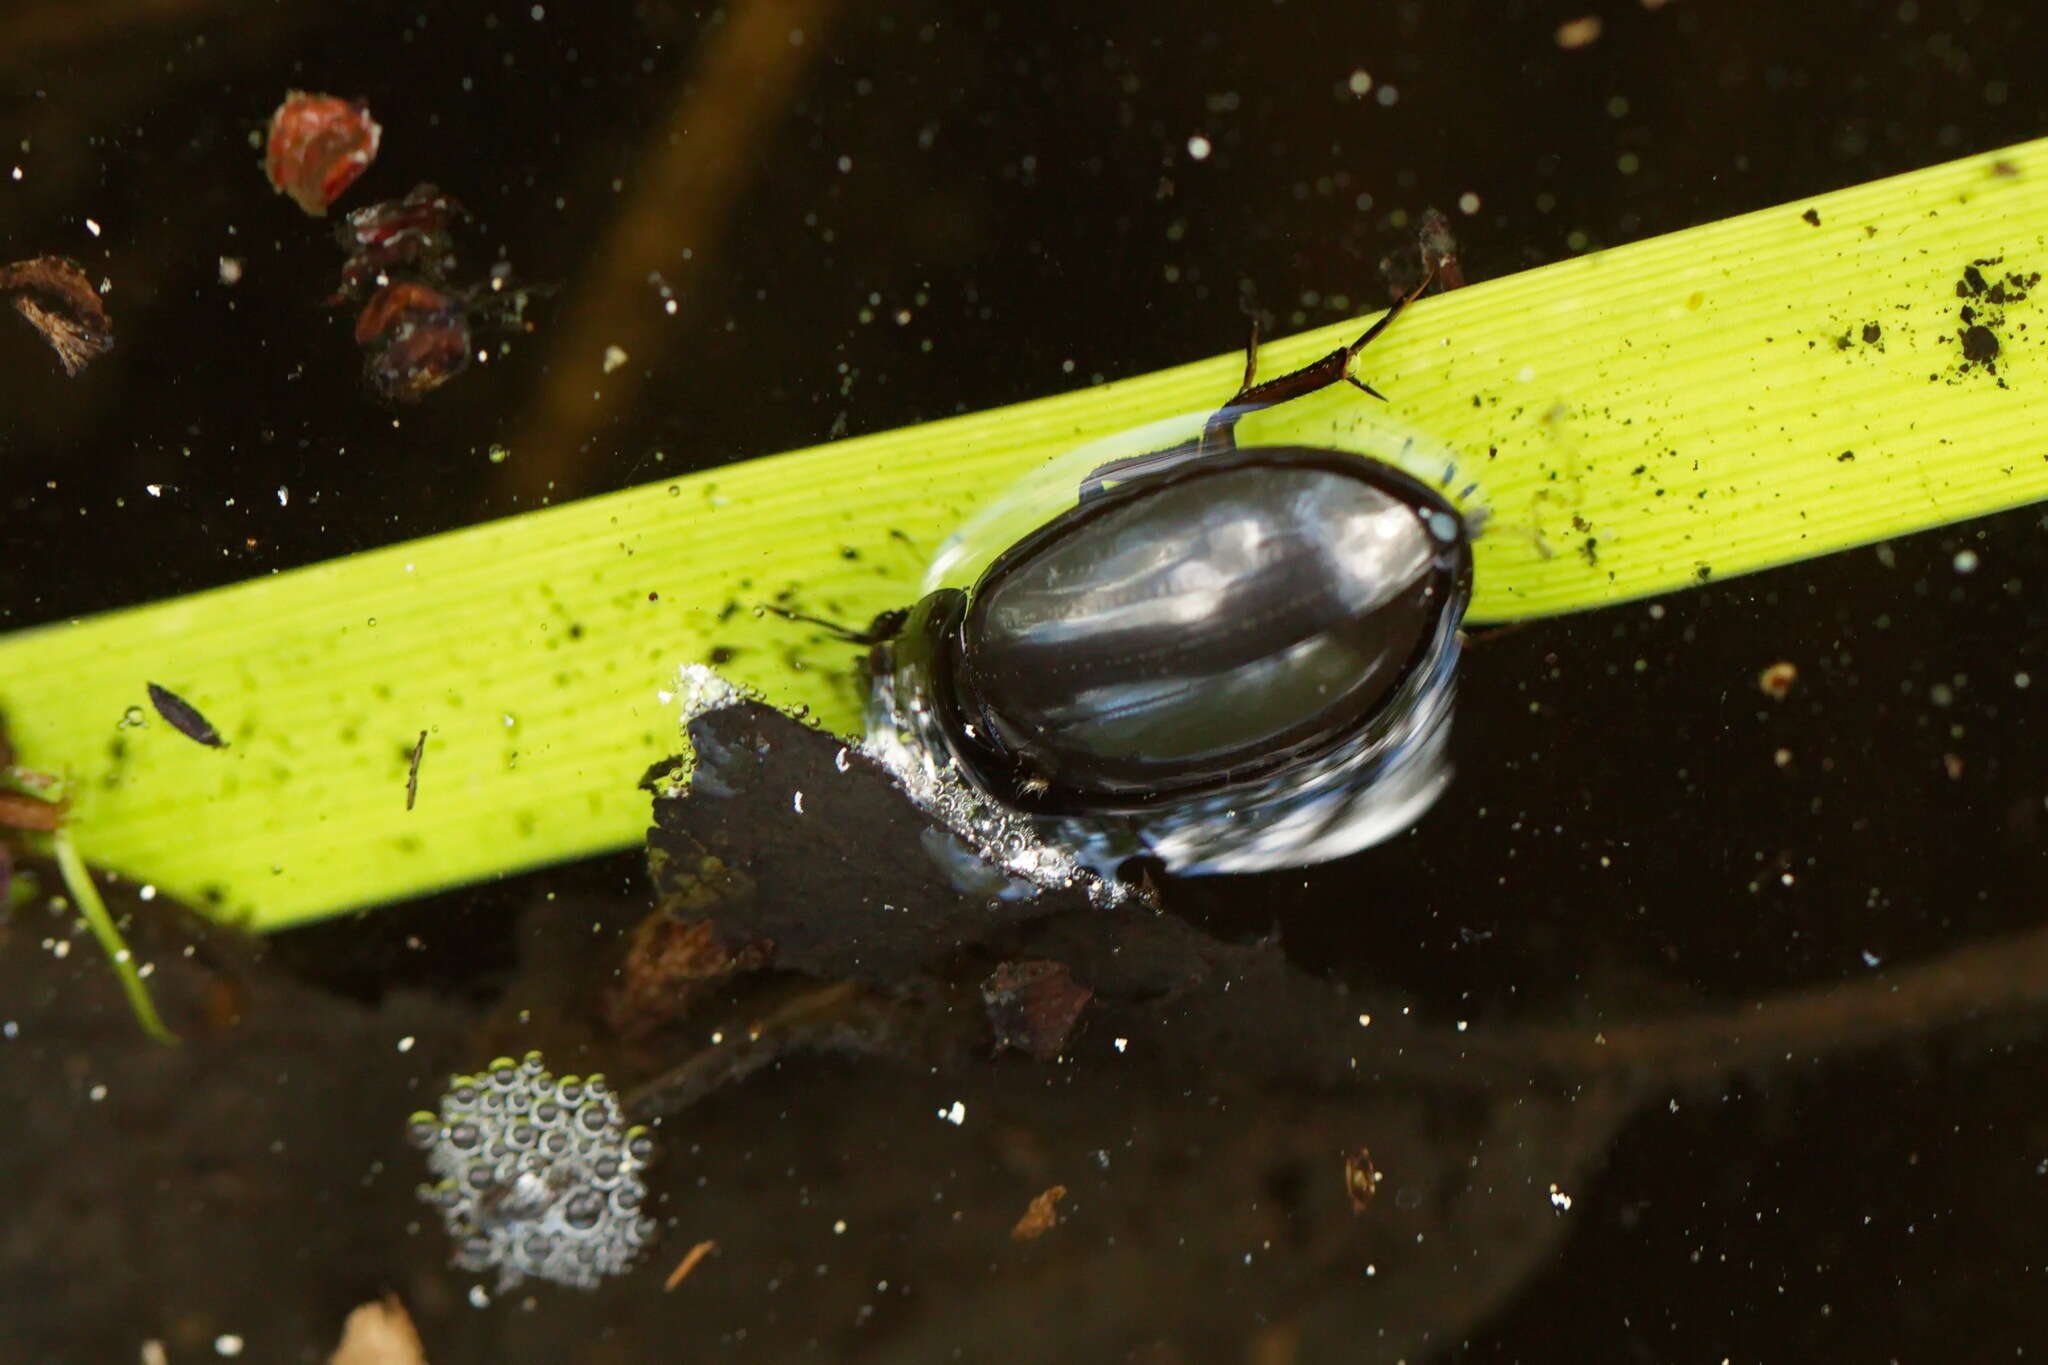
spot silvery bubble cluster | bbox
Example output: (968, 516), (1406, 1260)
(859, 677), (1127, 906)
(668, 661), (1121, 905)
(408, 1051), (657, 1290)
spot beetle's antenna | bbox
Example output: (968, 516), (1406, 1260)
(760, 603), (906, 648)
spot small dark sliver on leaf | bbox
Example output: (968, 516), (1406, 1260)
(147, 683), (227, 748)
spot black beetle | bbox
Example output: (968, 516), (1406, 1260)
(850, 270), (1477, 878)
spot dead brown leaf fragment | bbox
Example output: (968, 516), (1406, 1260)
(663, 1238), (719, 1290)
(980, 960), (1093, 1061)
(606, 913), (773, 1039)
(328, 1294), (426, 1365)
(1010, 1185), (1068, 1242)
(0, 256), (112, 374)
(1555, 15), (1603, 47)
(1342, 1147), (1380, 1213)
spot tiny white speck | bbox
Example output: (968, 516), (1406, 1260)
(1348, 70), (1372, 96)
(1364, 1263), (1377, 1276)
(213, 1334), (245, 1358)
(832, 1219), (847, 1234)
(396, 1035), (416, 1053)
(276, 486), (289, 507)
(145, 484), (163, 498)
(1357, 1013), (1372, 1027)
(1113, 1037), (1128, 1053)
(602, 344), (628, 374)
(1458, 190), (1481, 215)
(218, 256), (243, 285)
(1515, 364), (1536, 382)
(1186, 134), (1212, 160)
(139, 884), (157, 901)
(1456, 1019), (1468, 1032)
(89, 1083), (108, 1101)
(710, 1030), (724, 1045)
(529, 2), (544, 16)
(468, 1284), (491, 1309)
(793, 790), (805, 814)
(85, 218), (101, 237)
(2, 1021), (16, 1039)
(141, 1341), (168, 1365)
(1862, 949), (1882, 967)
(1953, 549), (1980, 574)
(939, 1101), (966, 1126)
(9, 166), (21, 181)
(837, 154), (853, 173)
(834, 747), (851, 772)
(1548, 1183), (1573, 1212)
(501, 714), (516, 728)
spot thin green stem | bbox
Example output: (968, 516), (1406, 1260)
(51, 827), (177, 1044)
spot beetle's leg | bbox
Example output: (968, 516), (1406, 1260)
(1078, 440), (1202, 503)
(1198, 262), (1437, 453)
(1085, 263), (1435, 498)
(1238, 317), (1261, 393)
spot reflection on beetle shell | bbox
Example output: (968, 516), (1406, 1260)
(867, 414), (1481, 880)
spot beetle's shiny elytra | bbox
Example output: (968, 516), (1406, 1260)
(908, 448), (1468, 804)
(862, 274), (1479, 879)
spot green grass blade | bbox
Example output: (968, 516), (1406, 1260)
(52, 827), (178, 1043)
(1, 137), (2044, 932)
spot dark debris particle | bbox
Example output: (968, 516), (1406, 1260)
(1961, 324), (2001, 366)
(1695, 564), (1714, 582)
(1801, 207), (1821, 226)
(1838, 450), (1856, 463)
(1862, 322), (1882, 344)
(706, 645), (738, 665)
(146, 683), (227, 749)
(1961, 265), (1989, 297)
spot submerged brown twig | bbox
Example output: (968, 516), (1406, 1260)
(502, 0), (840, 502)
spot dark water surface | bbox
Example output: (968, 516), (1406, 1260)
(5, 1), (2047, 1360)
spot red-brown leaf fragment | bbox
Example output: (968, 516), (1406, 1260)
(266, 91), (382, 216)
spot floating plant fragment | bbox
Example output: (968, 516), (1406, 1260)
(408, 1050), (658, 1290)
(354, 280), (472, 403)
(330, 183), (463, 303)
(265, 91), (382, 216)
(0, 256), (113, 375)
